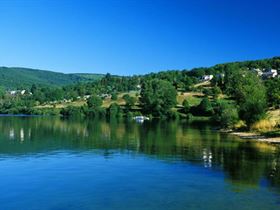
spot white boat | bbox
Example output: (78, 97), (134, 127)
(133, 116), (150, 123)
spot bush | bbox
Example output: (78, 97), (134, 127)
(212, 101), (239, 128)
(191, 97), (214, 116)
(166, 110), (179, 120)
(60, 106), (83, 117)
(140, 79), (177, 117)
(182, 99), (190, 113)
(87, 95), (102, 109)
(251, 119), (277, 132)
(111, 93), (118, 101)
(107, 103), (121, 118)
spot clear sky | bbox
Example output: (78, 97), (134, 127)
(0, 0), (280, 75)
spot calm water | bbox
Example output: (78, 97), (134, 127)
(0, 117), (279, 210)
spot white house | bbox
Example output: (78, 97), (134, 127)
(262, 69), (278, 79)
(83, 95), (91, 100)
(201, 75), (214, 81)
(10, 90), (17, 95)
(20, 90), (26, 95)
(251, 68), (263, 76)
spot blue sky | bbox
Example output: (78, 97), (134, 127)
(0, 0), (280, 75)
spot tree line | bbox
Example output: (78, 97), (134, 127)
(0, 57), (279, 130)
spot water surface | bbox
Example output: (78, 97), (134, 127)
(0, 117), (279, 210)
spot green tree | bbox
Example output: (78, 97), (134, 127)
(212, 100), (239, 128)
(107, 103), (121, 118)
(212, 86), (222, 98)
(265, 78), (280, 108)
(225, 69), (267, 127)
(0, 86), (5, 99)
(123, 94), (136, 111)
(111, 92), (118, 101)
(87, 95), (102, 109)
(196, 97), (214, 116)
(140, 79), (177, 117)
(182, 99), (190, 113)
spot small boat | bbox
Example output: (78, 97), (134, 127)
(133, 116), (150, 123)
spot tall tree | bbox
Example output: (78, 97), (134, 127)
(140, 79), (177, 117)
(225, 69), (267, 127)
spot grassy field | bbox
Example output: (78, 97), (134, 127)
(102, 91), (140, 108)
(36, 100), (86, 109)
(177, 92), (204, 106)
(268, 109), (280, 122)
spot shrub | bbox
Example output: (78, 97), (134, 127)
(182, 99), (190, 113)
(212, 101), (239, 128)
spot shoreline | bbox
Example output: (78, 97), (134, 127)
(228, 131), (280, 144)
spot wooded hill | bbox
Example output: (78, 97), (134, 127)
(0, 67), (104, 89)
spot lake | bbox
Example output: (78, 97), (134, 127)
(0, 117), (279, 210)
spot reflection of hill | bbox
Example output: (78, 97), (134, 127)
(0, 117), (280, 192)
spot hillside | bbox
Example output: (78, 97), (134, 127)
(74, 73), (105, 81)
(0, 67), (103, 89)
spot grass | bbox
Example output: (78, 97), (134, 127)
(36, 100), (86, 109)
(251, 119), (278, 132)
(177, 92), (203, 106)
(193, 81), (211, 88)
(268, 109), (280, 122)
(102, 91), (140, 108)
(249, 109), (280, 136)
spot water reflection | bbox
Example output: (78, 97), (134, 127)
(0, 117), (279, 193)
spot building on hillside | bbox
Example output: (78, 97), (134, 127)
(9, 90), (17, 95)
(262, 69), (278, 79)
(9, 90), (27, 95)
(251, 68), (263, 76)
(201, 75), (214, 81)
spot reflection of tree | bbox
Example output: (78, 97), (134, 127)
(264, 147), (280, 193)
(222, 143), (267, 188)
(0, 117), (280, 192)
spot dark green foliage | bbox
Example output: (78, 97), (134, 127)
(212, 100), (239, 128)
(0, 67), (102, 89)
(144, 70), (196, 91)
(140, 79), (177, 117)
(239, 99), (267, 127)
(224, 69), (267, 126)
(126, 111), (134, 119)
(166, 110), (179, 120)
(192, 97), (214, 116)
(60, 106), (84, 117)
(212, 86), (222, 98)
(107, 103), (121, 118)
(265, 78), (280, 108)
(203, 87), (222, 98)
(111, 92), (118, 100)
(87, 95), (102, 109)
(74, 73), (104, 81)
(202, 89), (212, 96)
(123, 94), (136, 111)
(182, 99), (190, 113)
(0, 87), (5, 99)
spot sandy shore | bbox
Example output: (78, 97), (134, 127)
(230, 132), (280, 144)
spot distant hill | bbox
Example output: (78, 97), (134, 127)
(74, 73), (105, 80)
(0, 67), (104, 89)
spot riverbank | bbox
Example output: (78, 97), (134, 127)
(229, 131), (280, 144)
